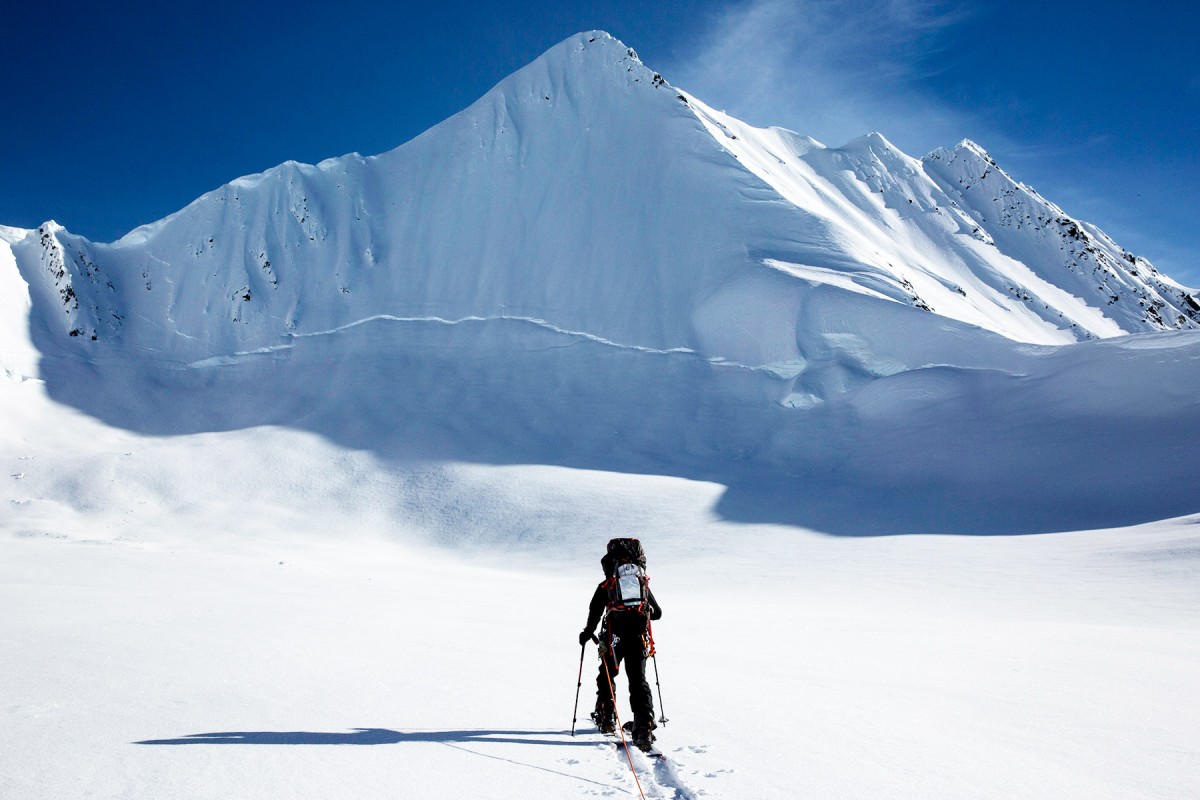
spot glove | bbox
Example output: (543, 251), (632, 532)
(578, 630), (593, 647)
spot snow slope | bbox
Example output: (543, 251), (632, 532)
(1, 375), (1198, 799)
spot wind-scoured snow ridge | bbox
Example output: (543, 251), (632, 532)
(679, 94), (1199, 343)
(923, 140), (1200, 335)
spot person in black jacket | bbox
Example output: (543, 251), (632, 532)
(578, 547), (662, 750)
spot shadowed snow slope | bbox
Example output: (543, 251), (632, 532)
(4, 32), (1199, 534)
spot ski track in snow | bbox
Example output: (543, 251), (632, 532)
(603, 738), (702, 799)
(608, 742), (665, 799)
(647, 750), (701, 800)
(184, 313), (779, 375)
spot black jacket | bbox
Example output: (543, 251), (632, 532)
(583, 582), (662, 638)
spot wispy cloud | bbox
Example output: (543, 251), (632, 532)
(666, 0), (982, 153)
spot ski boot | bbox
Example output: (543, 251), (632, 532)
(624, 720), (657, 752)
(591, 709), (616, 735)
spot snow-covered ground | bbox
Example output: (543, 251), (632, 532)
(3, 376), (1198, 800)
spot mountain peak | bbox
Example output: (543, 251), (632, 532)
(555, 30), (640, 61)
(846, 130), (895, 149)
(481, 30), (675, 103)
(509, 30), (656, 81)
(953, 138), (993, 160)
(837, 131), (911, 164)
(924, 138), (997, 168)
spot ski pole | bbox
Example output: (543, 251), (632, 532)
(652, 653), (668, 727)
(571, 640), (587, 736)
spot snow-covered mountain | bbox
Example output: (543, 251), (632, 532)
(6, 31), (1197, 368)
(3, 31), (1199, 534)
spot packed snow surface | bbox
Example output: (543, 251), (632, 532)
(3, 30), (1199, 800)
(2, 377), (1198, 799)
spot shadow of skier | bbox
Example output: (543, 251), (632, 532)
(135, 728), (624, 791)
(135, 727), (588, 747)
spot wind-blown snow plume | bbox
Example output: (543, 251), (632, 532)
(668, 0), (977, 153)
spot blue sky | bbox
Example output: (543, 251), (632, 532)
(2, 0), (1196, 285)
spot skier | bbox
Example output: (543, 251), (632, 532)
(578, 538), (662, 751)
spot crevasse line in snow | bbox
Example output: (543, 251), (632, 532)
(185, 314), (785, 375)
(285, 313), (698, 354)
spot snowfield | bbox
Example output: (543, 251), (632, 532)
(3, 31), (1199, 799)
(3, 376), (1198, 799)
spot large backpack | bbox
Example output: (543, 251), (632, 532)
(602, 538), (649, 614)
(601, 537), (646, 575)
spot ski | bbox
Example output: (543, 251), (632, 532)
(606, 733), (666, 760)
(612, 740), (666, 759)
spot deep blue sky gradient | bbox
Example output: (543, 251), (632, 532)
(2, 0), (1196, 284)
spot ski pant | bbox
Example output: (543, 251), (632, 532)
(595, 619), (654, 728)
